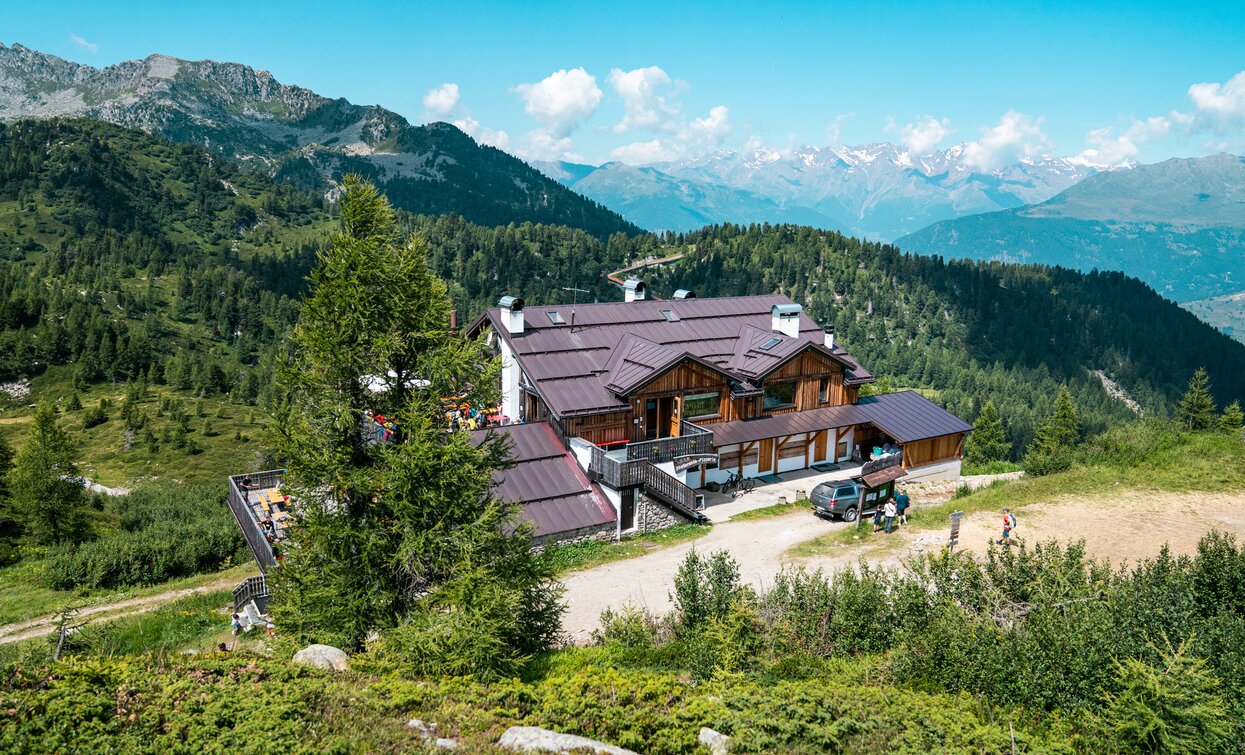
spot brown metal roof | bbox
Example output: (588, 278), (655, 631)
(473, 294), (875, 418)
(860, 465), (907, 488)
(709, 390), (973, 448)
(471, 423), (615, 537)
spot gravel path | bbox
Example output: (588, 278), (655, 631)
(0, 576), (241, 646)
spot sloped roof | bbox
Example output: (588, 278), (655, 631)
(709, 390), (973, 448)
(472, 294), (874, 418)
(471, 423), (615, 538)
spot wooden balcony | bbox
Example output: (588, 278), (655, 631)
(589, 445), (707, 522)
(625, 420), (716, 464)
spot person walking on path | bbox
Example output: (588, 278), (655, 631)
(895, 488), (910, 525)
(883, 497), (898, 534)
(997, 508), (1017, 545)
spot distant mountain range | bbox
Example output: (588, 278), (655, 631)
(0, 43), (639, 238)
(896, 154), (1245, 303)
(535, 143), (1099, 240)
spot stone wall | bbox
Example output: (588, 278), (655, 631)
(635, 491), (695, 532)
(533, 522), (616, 549)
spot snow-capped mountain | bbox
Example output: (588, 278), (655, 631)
(536, 143), (1102, 240)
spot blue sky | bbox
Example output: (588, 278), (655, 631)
(4, 0), (1245, 166)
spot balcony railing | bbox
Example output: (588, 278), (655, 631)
(232, 575), (269, 613)
(589, 446), (706, 522)
(227, 470), (285, 572)
(625, 420), (715, 464)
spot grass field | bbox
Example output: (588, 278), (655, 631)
(0, 561), (258, 627)
(540, 524), (711, 576)
(0, 365), (271, 487)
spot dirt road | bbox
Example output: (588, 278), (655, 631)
(0, 576), (240, 646)
(558, 488), (1245, 640)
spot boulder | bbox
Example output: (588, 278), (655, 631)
(699, 727), (731, 754)
(407, 719), (457, 749)
(292, 644), (349, 671)
(497, 726), (637, 754)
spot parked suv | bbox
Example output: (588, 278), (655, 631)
(810, 480), (892, 522)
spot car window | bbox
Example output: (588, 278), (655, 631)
(835, 486), (856, 497)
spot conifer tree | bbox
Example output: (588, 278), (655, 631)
(1023, 387), (1079, 476)
(269, 176), (562, 670)
(0, 431), (14, 515)
(8, 404), (89, 544)
(1220, 401), (1243, 434)
(964, 400), (1010, 464)
(1177, 368), (1217, 431)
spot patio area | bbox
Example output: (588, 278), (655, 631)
(698, 462), (866, 523)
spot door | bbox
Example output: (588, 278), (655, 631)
(669, 396), (681, 437)
(654, 396), (674, 439)
(645, 400), (658, 440)
(814, 430), (828, 462)
(758, 438), (775, 473)
(620, 489), (636, 531)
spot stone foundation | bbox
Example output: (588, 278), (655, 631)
(534, 522), (616, 549)
(635, 491), (696, 532)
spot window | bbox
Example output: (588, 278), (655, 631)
(545, 311), (565, 324)
(659, 309), (679, 322)
(818, 377), (830, 403)
(760, 337), (782, 351)
(683, 391), (720, 419)
(763, 381), (796, 410)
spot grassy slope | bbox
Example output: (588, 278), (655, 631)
(793, 422), (1245, 556)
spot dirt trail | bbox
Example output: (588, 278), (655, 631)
(0, 576), (240, 646)
(558, 488), (1245, 641)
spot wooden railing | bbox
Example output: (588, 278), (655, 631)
(589, 447), (706, 522)
(625, 420), (715, 463)
(227, 471), (283, 572)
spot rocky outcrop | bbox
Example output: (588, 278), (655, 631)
(291, 644), (349, 672)
(699, 727), (732, 754)
(497, 726), (637, 754)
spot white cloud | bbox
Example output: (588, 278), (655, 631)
(1073, 116), (1170, 167)
(825, 114), (853, 146)
(422, 83), (460, 118)
(513, 68), (602, 137)
(962, 111), (1052, 171)
(898, 116), (953, 154)
(689, 105), (731, 141)
(608, 66), (680, 133)
(512, 130), (584, 163)
(610, 139), (678, 163)
(1187, 71), (1245, 122)
(68, 34), (97, 54)
(452, 116), (510, 150)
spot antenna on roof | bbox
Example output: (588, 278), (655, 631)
(562, 286), (589, 331)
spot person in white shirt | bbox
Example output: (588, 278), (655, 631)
(883, 498), (898, 533)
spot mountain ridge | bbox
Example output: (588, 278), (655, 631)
(533, 142), (1101, 239)
(0, 43), (641, 238)
(895, 154), (1245, 303)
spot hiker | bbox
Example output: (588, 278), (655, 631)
(883, 497), (898, 533)
(896, 487), (910, 525)
(997, 508), (1017, 545)
(872, 502), (885, 533)
(230, 613), (242, 636)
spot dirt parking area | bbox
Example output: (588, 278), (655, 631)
(557, 486), (1245, 640)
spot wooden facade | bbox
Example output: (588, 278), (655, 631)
(560, 349), (856, 445)
(902, 433), (965, 468)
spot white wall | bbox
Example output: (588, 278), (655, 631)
(904, 458), (962, 483)
(499, 337), (522, 422)
(777, 432), (810, 473)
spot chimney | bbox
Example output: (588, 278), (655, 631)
(771, 303), (802, 338)
(498, 295), (524, 335)
(823, 325), (835, 350)
(623, 278), (647, 303)
(673, 289), (697, 300)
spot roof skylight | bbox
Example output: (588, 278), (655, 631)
(659, 309), (680, 322)
(546, 311), (565, 324)
(760, 337), (782, 351)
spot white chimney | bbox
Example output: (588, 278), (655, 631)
(673, 289), (696, 300)
(499, 295), (524, 335)
(771, 303), (802, 338)
(623, 278), (647, 303)
(823, 325), (835, 350)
